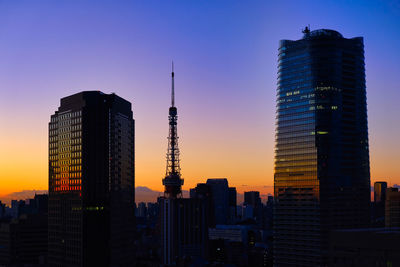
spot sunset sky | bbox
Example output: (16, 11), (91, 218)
(1, 0), (400, 198)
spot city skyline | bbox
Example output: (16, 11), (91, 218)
(1, 1), (400, 198)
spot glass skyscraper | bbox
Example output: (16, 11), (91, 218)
(274, 29), (370, 266)
(48, 91), (135, 267)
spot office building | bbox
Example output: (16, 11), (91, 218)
(385, 187), (400, 228)
(244, 191), (262, 207)
(206, 178), (230, 225)
(228, 187), (237, 223)
(48, 91), (135, 267)
(274, 28), (370, 266)
(191, 183), (215, 225)
(374, 181), (387, 203)
(373, 181), (387, 226)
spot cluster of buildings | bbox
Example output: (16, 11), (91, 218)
(0, 28), (400, 267)
(0, 195), (48, 266)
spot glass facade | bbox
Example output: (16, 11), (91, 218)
(48, 91), (135, 267)
(274, 29), (370, 266)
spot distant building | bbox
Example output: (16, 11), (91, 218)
(0, 195), (48, 266)
(48, 91), (135, 267)
(160, 198), (210, 265)
(208, 225), (267, 266)
(137, 202), (147, 217)
(10, 200), (25, 218)
(244, 191), (261, 207)
(373, 181), (387, 226)
(374, 182), (387, 203)
(329, 228), (400, 267)
(191, 183), (215, 225)
(244, 191), (263, 225)
(228, 187), (237, 223)
(206, 178), (230, 225)
(243, 205), (254, 220)
(386, 187), (400, 228)
(0, 201), (5, 218)
(147, 202), (159, 220)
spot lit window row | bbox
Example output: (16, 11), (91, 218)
(71, 118), (81, 124)
(58, 127), (70, 133)
(71, 132), (81, 138)
(71, 125), (81, 131)
(53, 172), (81, 178)
(54, 179), (81, 185)
(53, 186), (81, 191)
(71, 152), (81, 158)
(70, 166), (81, 171)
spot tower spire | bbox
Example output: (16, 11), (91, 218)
(162, 63), (183, 199)
(171, 61), (175, 107)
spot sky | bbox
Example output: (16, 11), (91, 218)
(0, 0), (400, 198)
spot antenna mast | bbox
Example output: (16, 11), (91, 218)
(171, 61), (175, 107)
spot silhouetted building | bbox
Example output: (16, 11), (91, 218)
(374, 182), (387, 203)
(160, 197), (210, 266)
(244, 191), (263, 226)
(328, 228), (400, 267)
(0, 201), (5, 218)
(244, 191), (261, 207)
(191, 183), (215, 226)
(137, 202), (147, 218)
(206, 178), (230, 225)
(228, 187), (237, 223)
(10, 200), (25, 218)
(274, 28), (370, 266)
(208, 225), (266, 266)
(0, 195), (48, 267)
(385, 187), (400, 228)
(48, 91), (135, 267)
(373, 181), (387, 226)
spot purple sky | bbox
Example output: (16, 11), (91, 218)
(0, 0), (399, 196)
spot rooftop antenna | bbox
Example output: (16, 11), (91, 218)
(171, 61), (175, 107)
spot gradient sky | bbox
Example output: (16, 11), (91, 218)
(1, 0), (400, 198)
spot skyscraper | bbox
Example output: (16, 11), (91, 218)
(206, 179), (230, 225)
(48, 91), (135, 267)
(274, 28), (370, 266)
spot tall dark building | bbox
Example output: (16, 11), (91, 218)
(274, 28), (370, 266)
(228, 187), (237, 223)
(244, 191), (262, 207)
(374, 182), (387, 203)
(48, 91), (135, 267)
(373, 181), (387, 226)
(385, 187), (400, 228)
(206, 179), (230, 225)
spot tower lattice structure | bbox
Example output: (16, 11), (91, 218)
(162, 63), (184, 199)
